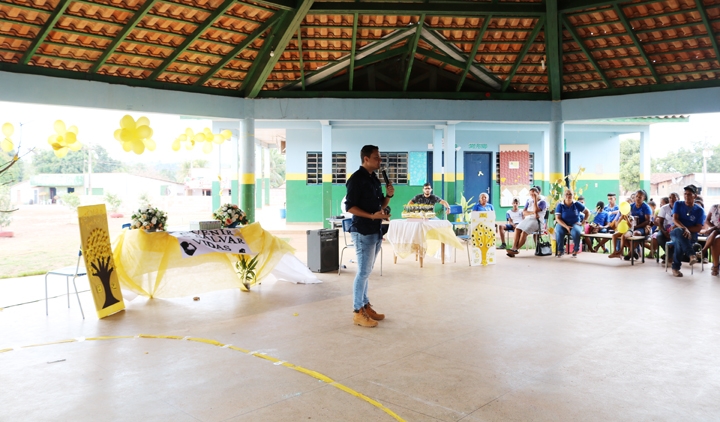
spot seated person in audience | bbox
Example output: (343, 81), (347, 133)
(609, 189), (652, 260)
(554, 189), (590, 258)
(498, 198), (523, 249)
(471, 192), (494, 212)
(605, 192), (620, 221)
(670, 184), (706, 277)
(506, 186), (548, 257)
(409, 183), (450, 212)
(654, 192), (678, 263)
(585, 201), (610, 252)
(577, 195), (586, 206)
(702, 202), (720, 276)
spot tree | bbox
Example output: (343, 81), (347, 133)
(652, 142), (720, 174)
(269, 148), (286, 188)
(178, 159), (209, 182)
(32, 144), (121, 174)
(620, 138), (640, 193)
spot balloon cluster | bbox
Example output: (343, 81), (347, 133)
(616, 201), (632, 234)
(113, 115), (156, 155)
(48, 120), (82, 158)
(1, 123), (14, 152)
(171, 128), (232, 154)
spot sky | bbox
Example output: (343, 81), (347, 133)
(1, 101), (719, 164)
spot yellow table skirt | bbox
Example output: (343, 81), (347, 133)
(112, 222), (294, 298)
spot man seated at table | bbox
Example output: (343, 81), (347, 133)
(669, 184), (705, 277)
(471, 192), (494, 212)
(498, 198), (523, 249)
(506, 186), (548, 257)
(409, 183), (450, 213)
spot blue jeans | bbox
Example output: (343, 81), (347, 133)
(351, 231), (383, 311)
(556, 224), (583, 253)
(670, 227), (696, 270)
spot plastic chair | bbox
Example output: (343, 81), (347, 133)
(44, 249), (86, 319)
(447, 205), (472, 265)
(122, 223), (131, 229)
(339, 218), (382, 276)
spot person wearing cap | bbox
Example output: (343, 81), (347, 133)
(409, 182), (450, 212)
(669, 184), (705, 277)
(506, 186), (548, 256)
(498, 198), (523, 249)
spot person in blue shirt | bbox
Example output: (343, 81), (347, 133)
(585, 201), (610, 252)
(669, 184), (706, 277)
(554, 189), (590, 257)
(604, 192), (620, 227)
(609, 189), (653, 260)
(471, 192), (494, 212)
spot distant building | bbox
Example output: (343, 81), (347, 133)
(650, 172), (683, 198)
(10, 173), (184, 209)
(651, 172), (720, 205)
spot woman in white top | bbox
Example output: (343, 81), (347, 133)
(702, 203), (720, 275)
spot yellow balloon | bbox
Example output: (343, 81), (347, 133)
(69, 142), (82, 151)
(185, 128), (194, 138)
(178, 134), (187, 142)
(0, 137), (13, 152)
(617, 220), (629, 234)
(136, 116), (150, 127)
(203, 127), (213, 136)
(171, 139), (181, 151)
(202, 142), (213, 154)
(120, 128), (133, 143)
(54, 147), (69, 158)
(619, 201), (631, 215)
(194, 133), (206, 143)
(137, 125), (152, 139)
(120, 115), (136, 130)
(114, 129), (123, 141)
(67, 125), (78, 135)
(122, 141), (133, 152)
(144, 138), (156, 151)
(65, 132), (77, 145)
(220, 129), (231, 139)
(48, 135), (56, 145)
(2, 122), (14, 137)
(132, 140), (145, 155)
(213, 134), (224, 144)
(53, 120), (66, 134)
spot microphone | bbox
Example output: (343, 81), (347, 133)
(381, 169), (390, 185)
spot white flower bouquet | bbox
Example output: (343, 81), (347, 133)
(213, 203), (249, 228)
(131, 206), (167, 231)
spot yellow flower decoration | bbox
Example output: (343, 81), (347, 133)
(1, 122), (14, 152)
(113, 115), (155, 155)
(48, 120), (82, 158)
(171, 128), (232, 154)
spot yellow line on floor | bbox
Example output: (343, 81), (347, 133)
(3, 334), (406, 422)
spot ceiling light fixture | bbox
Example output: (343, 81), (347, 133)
(541, 58), (546, 70)
(270, 50), (275, 57)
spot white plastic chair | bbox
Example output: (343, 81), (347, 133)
(44, 249), (85, 319)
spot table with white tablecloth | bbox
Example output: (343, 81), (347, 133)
(386, 219), (465, 267)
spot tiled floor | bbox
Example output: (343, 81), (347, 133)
(2, 241), (720, 421)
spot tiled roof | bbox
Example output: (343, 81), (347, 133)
(651, 171), (682, 184)
(0, 0), (718, 100)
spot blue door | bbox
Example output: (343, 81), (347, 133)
(463, 152), (492, 205)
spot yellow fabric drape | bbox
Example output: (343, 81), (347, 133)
(425, 226), (465, 256)
(112, 222), (295, 298)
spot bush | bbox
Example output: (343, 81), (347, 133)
(104, 192), (123, 213)
(60, 193), (81, 212)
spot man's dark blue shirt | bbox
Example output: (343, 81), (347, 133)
(345, 166), (384, 235)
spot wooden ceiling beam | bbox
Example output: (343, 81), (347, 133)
(501, 17), (545, 92)
(612, 4), (660, 83)
(562, 15), (610, 88)
(456, 15), (492, 91)
(21, 0), (72, 65)
(309, 2), (543, 16)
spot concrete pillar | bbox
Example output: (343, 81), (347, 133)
(255, 142), (262, 209)
(263, 146), (271, 206)
(240, 118), (255, 223)
(548, 102), (565, 189)
(321, 123), (332, 229)
(444, 124), (457, 205)
(639, 129), (651, 193)
(433, 126), (444, 198)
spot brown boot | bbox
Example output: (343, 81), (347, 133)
(353, 309), (378, 327)
(364, 303), (385, 321)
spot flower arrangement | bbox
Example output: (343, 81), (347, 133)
(131, 206), (167, 231)
(213, 203), (249, 228)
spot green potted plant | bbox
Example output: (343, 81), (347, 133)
(454, 194), (475, 235)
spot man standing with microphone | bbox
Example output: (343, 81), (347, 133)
(344, 145), (394, 327)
